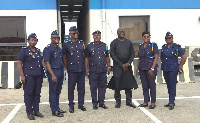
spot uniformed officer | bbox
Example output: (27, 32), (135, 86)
(43, 30), (66, 117)
(62, 26), (86, 113)
(17, 33), (44, 120)
(136, 31), (159, 109)
(161, 32), (187, 110)
(85, 30), (111, 110)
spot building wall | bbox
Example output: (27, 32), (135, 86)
(0, 0), (58, 50)
(88, 0), (200, 49)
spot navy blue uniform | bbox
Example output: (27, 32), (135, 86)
(138, 42), (158, 103)
(161, 43), (185, 104)
(17, 46), (43, 114)
(62, 40), (85, 108)
(85, 42), (108, 106)
(43, 43), (64, 112)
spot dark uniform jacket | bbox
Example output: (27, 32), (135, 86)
(17, 46), (43, 76)
(161, 43), (185, 72)
(138, 42), (159, 70)
(85, 41), (109, 73)
(43, 43), (64, 77)
(108, 38), (138, 90)
(62, 40), (85, 72)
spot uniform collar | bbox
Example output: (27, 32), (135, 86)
(92, 41), (102, 46)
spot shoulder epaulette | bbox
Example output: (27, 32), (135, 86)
(45, 44), (51, 48)
(174, 43), (180, 47)
(22, 46), (27, 49)
(105, 43), (108, 51)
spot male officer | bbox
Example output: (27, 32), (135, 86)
(43, 30), (66, 117)
(85, 30), (111, 110)
(161, 32), (187, 110)
(62, 26), (86, 113)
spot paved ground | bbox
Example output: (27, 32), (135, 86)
(0, 75), (200, 123)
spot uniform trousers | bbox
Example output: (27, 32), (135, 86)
(68, 71), (85, 107)
(48, 74), (63, 112)
(89, 72), (107, 105)
(163, 71), (178, 104)
(139, 69), (157, 103)
(23, 75), (43, 114)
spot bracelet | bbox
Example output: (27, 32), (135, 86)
(151, 68), (154, 71)
(107, 66), (111, 69)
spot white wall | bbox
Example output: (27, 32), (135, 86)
(64, 22), (77, 35)
(89, 9), (200, 49)
(0, 10), (58, 51)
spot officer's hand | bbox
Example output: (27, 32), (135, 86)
(52, 75), (57, 83)
(85, 69), (89, 76)
(148, 70), (154, 78)
(136, 70), (140, 77)
(107, 68), (111, 75)
(179, 68), (183, 74)
(21, 75), (25, 83)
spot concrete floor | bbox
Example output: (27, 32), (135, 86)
(0, 75), (200, 123)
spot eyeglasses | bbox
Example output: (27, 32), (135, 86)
(165, 37), (172, 39)
(52, 37), (60, 40)
(143, 36), (150, 38)
(70, 32), (79, 35)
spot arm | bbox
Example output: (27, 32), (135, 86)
(85, 57), (89, 76)
(123, 42), (135, 71)
(136, 58), (140, 77)
(44, 61), (57, 82)
(178, 45), (187, 73)
(151, 54), (159, 69)
(106, 56), (111, 75)
(110, 41), (123, 67)
(179, 54), (187, 73)
(148, 44), (159, 78)
(63, 54), (67, 69)
(17, 60), (25, 83)
(127, 43), (135, 64)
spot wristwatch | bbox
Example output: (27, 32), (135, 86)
(151, 68), (154, 71)
(108, 66), (111, 69)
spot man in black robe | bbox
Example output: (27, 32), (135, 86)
(109, 27), (138, 108)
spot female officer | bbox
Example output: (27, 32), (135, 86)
(17, 33), (44, 120)
(161, 32), (187, 110)
(136, 31), (159, 109)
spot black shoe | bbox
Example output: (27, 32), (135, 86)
(58, 109), (67, 113)
(164, 103), (175, 107)
(27, 113), (35, 120)
(115, 103), (121, 108)
(126, 103), (136, 108)
(149, 105), (156, 109)
(93, 105), (98, 110)
(52, 111), (64, 117)
(78, 105), (86, 111)
(33, 112), (44, 118)
(169, 104), (175, 110)
(138, 104), (148, 107)
(69, 107), (74, 113)
(99, 104), (108, 109)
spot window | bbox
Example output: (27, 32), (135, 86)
(0, 16), (26, 61)
(119, 16), (150, 57)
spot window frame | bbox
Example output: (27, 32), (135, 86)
(0, 16), (27, 46)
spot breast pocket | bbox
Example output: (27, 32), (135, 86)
(138, 49), (144, 57)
